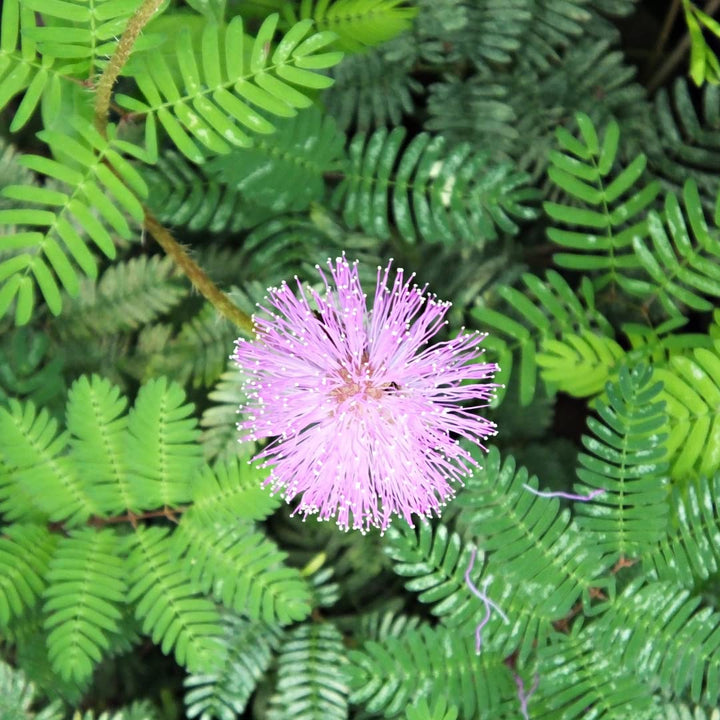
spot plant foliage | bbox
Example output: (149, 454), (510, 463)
(6, 0), (720, 718)
(544, 112), (661, 291)
(117, 14), (343, 163)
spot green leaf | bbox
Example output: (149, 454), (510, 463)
(573, 365), (670, 560)
(188, 458), (279, 525)
(121, 17), (343, 162)
(0, 399), (101, 524)
(536, 622), (653, 719)
(334, 127), (538, 246)
(127, 526), (222, 672)
(125, 377), (203, 510)
(349, 625), (513, 718)
(65, 375), (133, 516)
(0, 121), (146, 324)
(206, 106), (345, 213)
(545, 113), (661, 290)
(590, 579), (720, 705)
(384, 523), (482, 627)
(283, 0), (416, 52)
(171, 518), (312, 624)
(0, 0), (62, 131)
(655, 340), (720, 479)
(536, 331), (625, 398)
(456, 447), (614, 619)
(0, 524), (56, 627)
(268, 623), (349, 720)
(43, 528), (127, 682)
(630, 180), (720, 317)
(471, 271), (613, 405)
(184, 613), (281, 720)
(644, 473), (720, 587)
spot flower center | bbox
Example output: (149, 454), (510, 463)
(329, 359), (399, 406)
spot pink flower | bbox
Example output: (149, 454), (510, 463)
(234, 256), (499, 532)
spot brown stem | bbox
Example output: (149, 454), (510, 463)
(647, 0), (720, 93)
(93, 0), (254, 336)
(646, 0), (681, 74)
(94, 0), (165, 136)
(88, 506), (186, 527)
(144, 211), (255, 335)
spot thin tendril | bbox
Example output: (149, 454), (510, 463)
(514, 672), (540, 720)
(465, 547), (509, 653)
(522, 484), (605, 502)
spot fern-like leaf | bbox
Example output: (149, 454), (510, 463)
(154, 151), (277, 231)
(573, 365), (669, 559)
(65, 375), (133, 516)
(171, 518), (312, 624)
(628, 180), (720, 316)
(516, 0), (592, 71)
(535, 330), (625, 398)
(535, 621), (654, 719)
(404, 698), (458, 720)
(239, 211), (384, 287)
(43, 528), (127, 682)
(144, 151), (274, 233)
(590, 579), (720, 705)
(324, 42), (420, 130)
(456, 447), (614, 619)
(623, 314), (714, 367)
(652, 700), (720, 719)
(283, 0), (417, 52)
(348, 625), (513, 718)
(545, 112), (661, 290)
(21, 0), (145, 79)
(207, 106), (345, 213)
(200, 364), (256, 462)
(0, 659), (63, 720)
(0, 0), (64, 132)
(125, 377), (203, 509)
(127, 526), (222, 672)
(0, 120), (147, 324)
(333, 127), (537, 246)
(650, 78), (720, 205)
(655, 340), (720, 479)
(644, 474), (720, 587)
(383, 522), (481, 627)
(130, 304), (237, 388)
(267, 622), (349, 720)
(118, 15), (343, 162)
(184, 612), (280, 720)
(188, 458), (279, 525)
(472, 270), (613, 405)
(0, 327), (65, 409)
(0, 525), (56, 627)
(57, 256), (187, 338)
(0, 399), (100, 524)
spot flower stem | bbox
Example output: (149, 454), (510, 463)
(94, 0), (165, 135)
(144, 211), (255, 335)
(94, 0), (255, 335)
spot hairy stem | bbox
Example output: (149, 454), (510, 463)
(94, 0), (165, 135)
(144, 211), (255, 335)
(94, 0), (254, 336)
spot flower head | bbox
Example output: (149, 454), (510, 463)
(234, 256), (499, 532)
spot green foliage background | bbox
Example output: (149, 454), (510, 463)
(2, 0), (720, 718)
